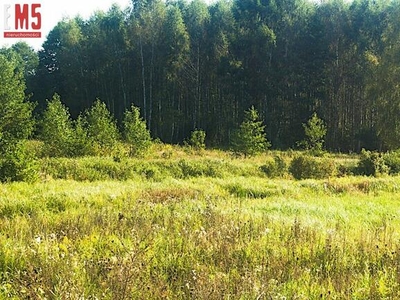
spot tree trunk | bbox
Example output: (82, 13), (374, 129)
(139, 36), (147, 120)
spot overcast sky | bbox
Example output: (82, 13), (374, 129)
(1, 0), (132, 50)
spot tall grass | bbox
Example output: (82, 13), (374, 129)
(0, 172), (400, 298)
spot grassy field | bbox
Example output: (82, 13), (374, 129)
(1, 148), (400, 299)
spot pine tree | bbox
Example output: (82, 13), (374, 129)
(231, 106), (270, 156)
(122, 105), (152, 156)
(302, 112), (327, 152)
(185, 129), (206, 152)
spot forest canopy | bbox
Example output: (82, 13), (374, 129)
(3, 0), (400, 152)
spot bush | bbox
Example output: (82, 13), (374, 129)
(289, 155), (336, 180)
(178, 159), (205, 178)
(336, 163), (356, 177)
(137, 164), (163, 181)
(186, 129), (206, 151)
(260, 155), (287, 178)
(25, 140), (45, 158)
(0, 142), (38, 182)
(177, 159), (226, 179)
(357, 149), (389, 176)
(383, 151), (400, 175)
(122, 105), (152, 157)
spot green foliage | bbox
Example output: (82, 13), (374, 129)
(0, 142), (38, 182)
(383, 151), (400, 175)
(84, 99), (120, 155)
(0, 53), (34, 146)
(0, 53), (36, 182)
(163, 5), (190, 82)
(300, 113), (327, 152)
(186, 129), (206, 151)
(177, 159), (225, 178)
(224, 180), (279, 198)
(260, 155), (287, 178)
(357, 149), (389, 177)
(24, 0), (400, 151)
(25, 140), (45, 158)
(289, 155), (336, 180)
(41, 156), (230, 181)
(40, 94), (74, 157)
(69, 115), (93, 157)
(122, 105), (152, 156)
(0, 42), (39, 84)
(231, 106), (270, 156)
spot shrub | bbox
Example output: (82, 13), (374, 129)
(231, 106), (270, 156)
(336, 163), (356, 177)
(289, 155), (336, 180)
(384, 151), (400, 175)
(260, 155), (287, 178)
(178, 159), (205, 178)
(138, 164), (162, 181)
(0, 142), (38, 182)
(25, 140), (45, 158)
(357, 149), (389, 176)
(122, 105), (152, 157)
(177, 159), (225, 178)
(186, 129), (206, 151)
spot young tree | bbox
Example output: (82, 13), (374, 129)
(0, 42), (39, 93)
(0, 54), (34, 146)
(186, 129), (206, 151)
(0, 53), (37, 182)
(122, 105), (152, 156)
(301, 112), (327, 152)
(70, 115), (92, 157)
(0, 141), (38, 182)
(84, 99), (120, 155)
(231, 106), (270, 156)
(40, 94), (74, 157)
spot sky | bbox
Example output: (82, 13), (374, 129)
(0, 0), (132, 50)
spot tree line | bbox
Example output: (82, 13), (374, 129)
(2, 0), (400, 152)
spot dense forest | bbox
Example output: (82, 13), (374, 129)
(2, 0), (400, 152)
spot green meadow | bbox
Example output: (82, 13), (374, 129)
(1, 148), (400, 299)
